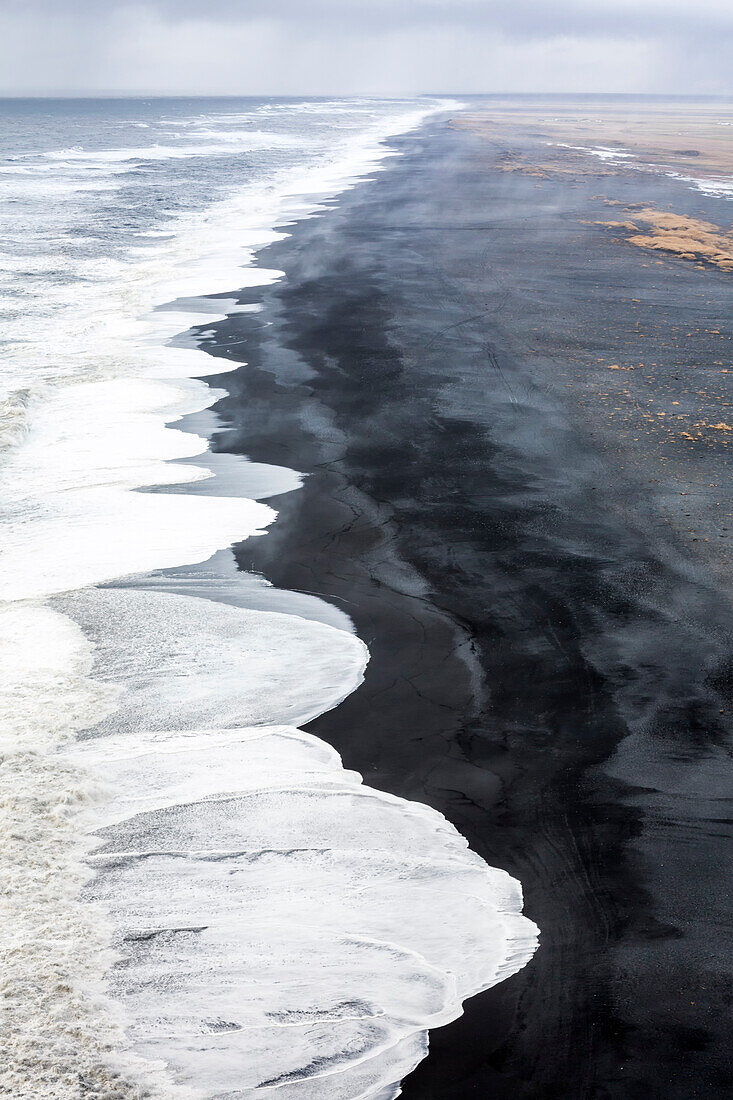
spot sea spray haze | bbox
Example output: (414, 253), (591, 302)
(0, 96), (538, 1097)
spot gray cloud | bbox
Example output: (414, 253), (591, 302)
(5, 0), (733, 38)
(0, 0), (730, 96)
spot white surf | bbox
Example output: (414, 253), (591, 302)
(0, 96), (537, 1099)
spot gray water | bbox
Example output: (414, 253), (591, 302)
(0, 95), (539, 1100)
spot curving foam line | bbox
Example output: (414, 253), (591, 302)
(1, 96), (538, 1100)
(53, 588), (539, 1100)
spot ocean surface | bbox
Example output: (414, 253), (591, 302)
(0, 97), (538, 1098)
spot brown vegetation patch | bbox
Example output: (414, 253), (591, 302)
(494, 148), (607, 179)
(594, 207), (733, 271)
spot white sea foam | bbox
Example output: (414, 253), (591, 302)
(0, 374), (276, 601)
(52, 588), (537, 1100)
(551, 141), (636, 161)
(40, 133), (304, 164)
(1, 96), (538, 1099)
(0, 101), (451, 606)
(549, 140), (733, 201)
(664, 171), (733, 199)
(0, 602), (181, 1099)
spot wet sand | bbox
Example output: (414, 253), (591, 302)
(198, 105), (732, 1097)
(454, 96), (733, 181)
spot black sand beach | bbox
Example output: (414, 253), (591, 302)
(198, 107), (732, 1098)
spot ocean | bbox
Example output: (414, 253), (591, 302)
(0, 97), (538, 1098)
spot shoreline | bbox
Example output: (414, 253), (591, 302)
(196, 110), (732, 1096)
(6, 96), (542, 1100)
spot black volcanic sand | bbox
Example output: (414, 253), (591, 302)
(194, 113), (732, 1098)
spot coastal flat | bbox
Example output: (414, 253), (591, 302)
(202, 101), (733, 1098)
(455, 98), (733, 179)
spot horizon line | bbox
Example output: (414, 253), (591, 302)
(1, 90), (732, 101)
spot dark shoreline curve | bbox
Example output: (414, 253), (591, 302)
(194, 113), (732, 1098)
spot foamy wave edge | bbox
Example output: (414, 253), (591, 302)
(1, 98), (538, 1100)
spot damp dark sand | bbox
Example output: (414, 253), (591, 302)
(197, 104), (733, 1098)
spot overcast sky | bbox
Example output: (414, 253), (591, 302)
(1, 0), (731, 96)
